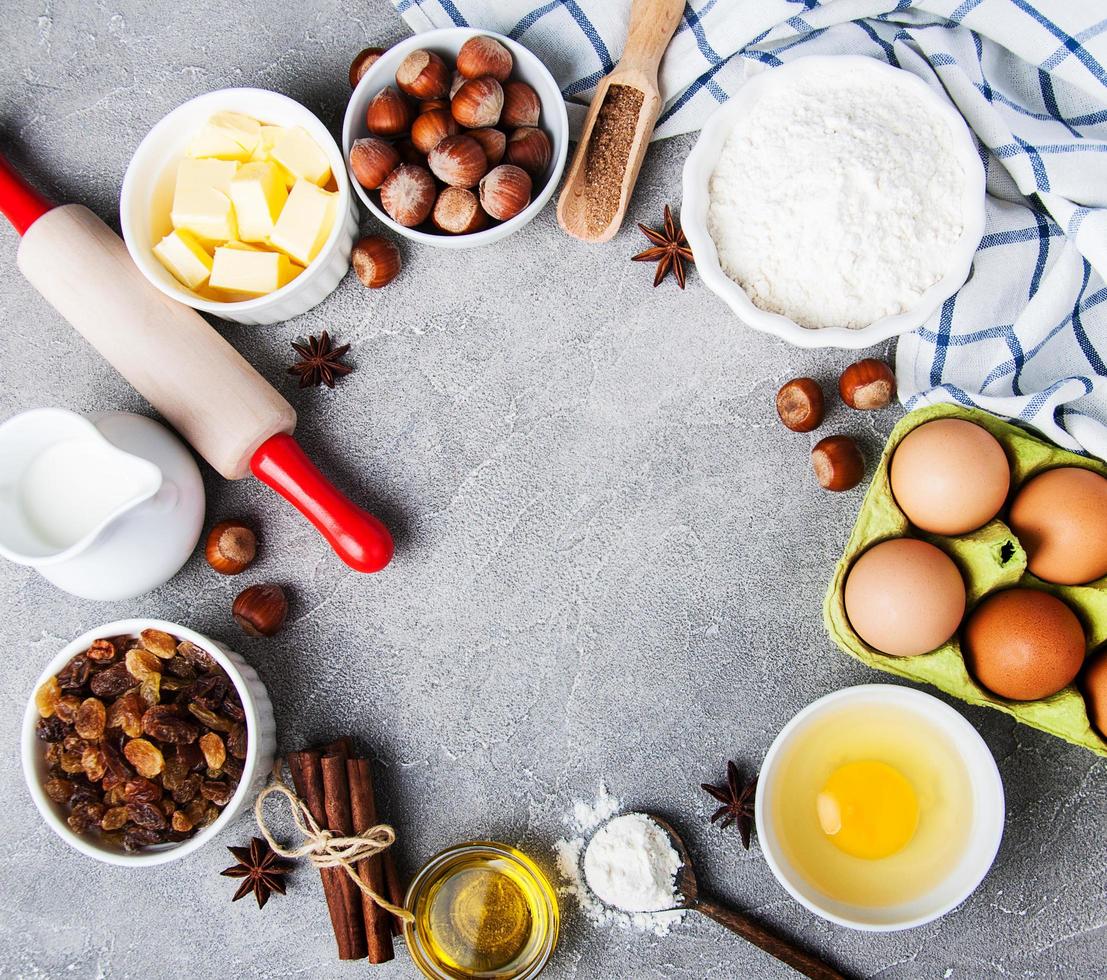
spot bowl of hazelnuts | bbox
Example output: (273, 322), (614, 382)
(342, 27), (569, 248)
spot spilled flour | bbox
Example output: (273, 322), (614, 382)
(554, 785), (686, 936)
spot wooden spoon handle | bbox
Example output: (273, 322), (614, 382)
(619, 0), (686, 77)
(693, 897), (850, 980)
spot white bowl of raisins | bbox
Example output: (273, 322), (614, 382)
(22, 619), (276, 866)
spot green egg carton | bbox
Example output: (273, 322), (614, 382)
(823, 403), (1107, 757)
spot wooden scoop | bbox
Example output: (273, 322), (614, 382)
(556, 0), (685, 243)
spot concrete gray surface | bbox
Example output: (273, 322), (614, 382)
(0, 2), (1104, 978)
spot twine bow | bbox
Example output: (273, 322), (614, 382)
(254, 761), (414, 923)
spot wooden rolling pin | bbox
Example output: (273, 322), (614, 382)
(0, 152), (393, 573)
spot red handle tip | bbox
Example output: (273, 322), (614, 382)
(0, 152), (54, 235)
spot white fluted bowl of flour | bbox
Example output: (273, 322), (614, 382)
(681, 57), (986, 350)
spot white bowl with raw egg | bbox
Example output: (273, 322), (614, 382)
(755, 685), (1004, 931)
(121, 88), (358, 325)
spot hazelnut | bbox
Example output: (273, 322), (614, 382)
(839, 358), (896, 410)
(428, 134), (488, 188)
(419, 98), (450, 113)
(468, 127), (506, 166)
(349, 46), (385, 88)
(349, 137), (400, 190)
(432, 186), (487, 235)
(478, 164), (531, 221)
(352, 235), (401, 288)
(379, 164), (436, 226)
(232, 583), (288, 637)
(395, 49), (450, 100)
(394, 138), (425, 166)
(501, 80), (541, 128)
(449, 70), (466, 100)
(456, 35), (513, 81)
(451, 76), (504, 128)
(504, 126), (552, 177)
(812, 436), (865, 492)
(775, 378), (825, 432)
(410, 107), (460, 155)
(204, 520), (257, 575)
(365, 86), (413, 137)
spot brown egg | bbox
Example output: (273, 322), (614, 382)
(1008, 467), (1107, 585)
(963, 588), (1084, 701)
(844, 538), (966, 657)
(1083, 650), (1107, 738)
(889, 419), (1010, 535)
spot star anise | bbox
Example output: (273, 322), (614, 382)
(220, 837), (293, 908)
(632, 205), (694, 289)
(701, 761), (758, 849)
(288, 331), (353, 389)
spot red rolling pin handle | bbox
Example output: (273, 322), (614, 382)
(0, 152), (54, 234)
(251, 433), (394, 574)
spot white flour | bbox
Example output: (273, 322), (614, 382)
(707, 62), (966, 329)
(554, 786), (686, 936)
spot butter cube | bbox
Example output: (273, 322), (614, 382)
(251, 125), (285, 161)
(210, 244), (302, 296)
(229, 162), (289, 242)
(269, 179), (336, 266)
(152, 229), (213, 289)
(189, 111), (262, 162)
(270, 126), (332, 187)
(171, 158), (239, 242)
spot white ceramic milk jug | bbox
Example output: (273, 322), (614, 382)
(0, 408), (205, 600)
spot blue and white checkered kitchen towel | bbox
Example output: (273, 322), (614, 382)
(393, 0), (1107, 459)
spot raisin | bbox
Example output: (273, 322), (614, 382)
(222, 755), (244, 781)
(172, 775), (201, 804)
(87, 638), (118, 662)
(222, 698), (246, 722)
(176, 742), (204, 771)
(177, 640), (216, 673)
(140, 628), (178, 659)
(198, 804), (220, 828)
(123, 738), (165, 778)
(141, 705), (199, 744)
(57, 654), (92, 690)
(123, 826), (164, 851)
(81, 745), (106, 782)
(74, 697), (107, 741)
(55, 695), (82, 724)
(138, 674), (161, 707)
(101, 806), (129, 831)
(226, 723), (248, 760)
(198, 732), (226, 770)
(35, 676), (61, 718)
(90, 662), (134, 698)
(106, 690), (144, 738)
(163, 655), (197, 680)
(36, 716), (68, 743)
(187, 703), (233, 733)
(105, 785), (127, 807)
(69, 780), (102, 808)
(200, 779), (234, 806)
(159, 676), (188, 693)
(161, 754), (187, 791)
(125, 647), (162, 682)
(101, 744), (132, 788)
(68, 802), (105, 835)
(60, 750), (85, 774)
(123, 777), (162, 803)
(44, 778), (75, 804)
(189, 674), (228, 712)
(171, 809), (193, 833)
(126, 802), (167, 830)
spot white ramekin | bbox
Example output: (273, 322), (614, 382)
(681, 57), (986, 350)
(343, 27), (569, 249)
(121, 88), (358, 325)
(755, 684), (1005, 931)
(22, 618), (276, 867)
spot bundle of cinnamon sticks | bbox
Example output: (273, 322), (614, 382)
(288, 737), (405, 964)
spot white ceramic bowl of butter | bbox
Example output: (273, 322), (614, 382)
(342, 27), (569, 249)
(681, 57), (986, 350)
(121, 88), (358, 325)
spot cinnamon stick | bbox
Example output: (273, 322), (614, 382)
(288, 750), (367, 961)
(320, 750), (369, 961)
(347, 757), (394, 963)
(384, 847), (405, 937)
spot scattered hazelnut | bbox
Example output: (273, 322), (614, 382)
(428, 134), (488, 188)
(478, 164), (531, 221)
(410, 107), (460, 155)
(504, 126), (552, 177)
(501, 80), (541, 128)
(395, 49), (450, 100)
(432, 186), (487, 235)
(204, 520), (257, 575)
(352, 235), (401, 288)
(839, 358), (896, 410)
(468, 127), (506, 166)
(365, 85), (413, 137)
(379, 164), (436, 226)
(775, 377), (825, 433)
(349, 137), (400, 190)
(451, 76), (504, 129)
(456, 35), (513, 81)
(232, 583), (288, 637)
(812, 435), (865, 492)
(349, 46), (385, 88)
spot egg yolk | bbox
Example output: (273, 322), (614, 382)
(816, 760), (919, 860)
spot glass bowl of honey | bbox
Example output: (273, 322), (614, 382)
(404, 841), (559, 979)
